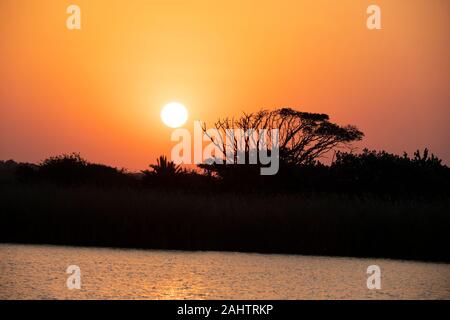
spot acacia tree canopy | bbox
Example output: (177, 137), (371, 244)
(202, 108), (364, 167)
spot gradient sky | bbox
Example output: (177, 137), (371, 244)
(1, 0), (449, 170)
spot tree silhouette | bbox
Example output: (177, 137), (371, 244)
(412, 148), (442, 168)
(141, 156), (188, 188)
(39, 153), (88, 184)
(330, 148), (450, 195)
(146, 156), (183, 176)
(17, 153), (131, 186)
(200, 108), (364, 178)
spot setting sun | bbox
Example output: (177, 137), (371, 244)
(160, 102), (188, 128)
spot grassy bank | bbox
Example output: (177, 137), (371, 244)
(1, 184), (449, 262)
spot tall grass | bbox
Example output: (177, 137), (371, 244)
(1, 184), (449, 262)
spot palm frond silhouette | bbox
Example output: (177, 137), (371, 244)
(148, 156), (183, 175)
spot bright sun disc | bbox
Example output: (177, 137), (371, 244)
(161, 102), (188, 128)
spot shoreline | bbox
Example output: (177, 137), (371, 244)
(2, 242), (449, 265)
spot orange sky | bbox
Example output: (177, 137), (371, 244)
(0, 0), (449, 170)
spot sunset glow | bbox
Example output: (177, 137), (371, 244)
(0, 0), (449, 170)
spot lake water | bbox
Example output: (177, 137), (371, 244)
(0, 244), (449, 299)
